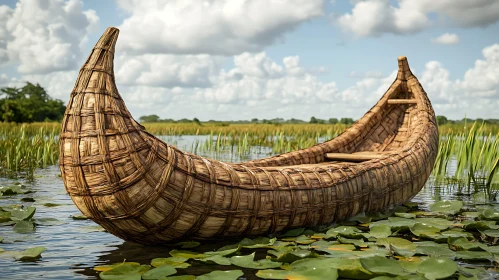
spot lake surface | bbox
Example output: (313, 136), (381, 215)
(0, 136), (497, 279)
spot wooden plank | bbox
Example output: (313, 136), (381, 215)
(325, 152), (386, 162)
(387, 99), (417, 105)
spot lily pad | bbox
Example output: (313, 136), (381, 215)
(257, 266), (338, 280)
(360, 256), (406, 276)
(326, 225), (364, 239)
(415, 242), (455, 258)
(417, 257), (457, 279)
(151, 257), (190, 269)
(169, 250), (206, 259)
(289, 258), (371, 279)
(196, 270), (243, 280)
(449, 238), (485, 251)
(280, 227), (305, 237)
(13, 220), (35, 233)
(410, 223), (441, 239)
(99, 263), (150, 280)
(455, 251), (493, 261)
(198, 255), (231, 265)
(94, 262), (142, 272)
(480, 208), (499, 221)
(230, 252), (282, 269)
(368, 224), (392, 239)
(71, 215), (89, 220)
(10, 206), (36, 221)
(142, 265), (176, 279)
(34, 218), (65, 226)
(429, 200), (463, 214)
(377, 237), (416, 257)
(394, 212), (416, 219)
(480, 229), (499, 238)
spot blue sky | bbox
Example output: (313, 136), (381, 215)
(1, 0), (499, 120)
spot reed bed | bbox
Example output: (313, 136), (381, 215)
(1, 122), (498, 196)
(0, 123), (59, 180)
(434, 123), (499, 197)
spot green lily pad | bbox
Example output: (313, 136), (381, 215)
(99, 263), (150, 280)
(415, 242), (455, 258)
(394, 212), (416, 219)
(404, 202), (419, 209)
(449, 238), (485, 251)
(196, 270), (243, 280)
(410, 223), (441, 239)
(462, 212), (480, 218)
(0, 211), (12, 223)
(455, 251), (493, 261)
(151, 257), (190, 269)
(20, 197), (35, 202)
(94, 262), (141, 272)
(198, 255), (231, 265)
(275, 249), (318, 263)
(280, 227), (305, 237)
(398, 256), (422, 273)
(417, 257), (457, 279)
(142, 265), (176, 280)
(413, 218), (453, 230)
(206, 246), (240, 257)
(289, 258), (371, 279)
(480, 229), (499, 238)
(16, 246), (46, 261)
(429, 200), (463, 214)
(43, 203), (62, 207)
(326, 226), (364, 239)
(34, 218), (65, 226)
(368, 224), (392, 239)
(169, 250), (206, 259)
(360, 256), (406, 276)
(463, 220), (498, 231)
(230, 252), (282, 269)
(163, 276), (195, 280)
(13, 220), (35, 233)
(338, 236), (367, 247)
(377, 237), (416, 257)
(480, 208), (499, 221)
(372, 217), (415, 231)
(10, 206), (36, 221)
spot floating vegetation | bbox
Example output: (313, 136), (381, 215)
(80, 201), (499, 279)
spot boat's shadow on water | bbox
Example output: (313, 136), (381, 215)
(72, 240), (266, 280)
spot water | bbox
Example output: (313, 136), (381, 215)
(0, 136), (497, 279)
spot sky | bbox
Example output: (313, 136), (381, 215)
(0, 0), (499, 121)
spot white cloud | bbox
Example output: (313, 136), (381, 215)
(115, 54), (223, 88)
(116, 0), (324, 55)
(0, 0), (98, 74)
(457, 44), (499, 98)
(432, 33), (459, 45)
(336, 0), (499, 37)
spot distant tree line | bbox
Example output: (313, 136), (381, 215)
(436, 116), (499, 126)
(0, 83), (66, 123)
(139, 115), (357, 125)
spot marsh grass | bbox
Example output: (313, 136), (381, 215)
(1, 122), (498, 196)
(0, 123), (59, 180)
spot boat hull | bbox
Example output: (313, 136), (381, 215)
(59, 27), (438, 244)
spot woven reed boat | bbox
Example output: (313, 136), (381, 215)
(59, 27), (438, 244)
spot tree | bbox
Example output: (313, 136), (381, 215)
(436, 115), (448, 126)
(139, 114), (160, 122)
(309, 116), (318, 124)
(0, 82), (65, 123)
(340, 118), (354, 125)
(328, 118), (339, 124)
(193, 117), (201, 125)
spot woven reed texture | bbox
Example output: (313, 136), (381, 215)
(59, 27), (438, 244)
